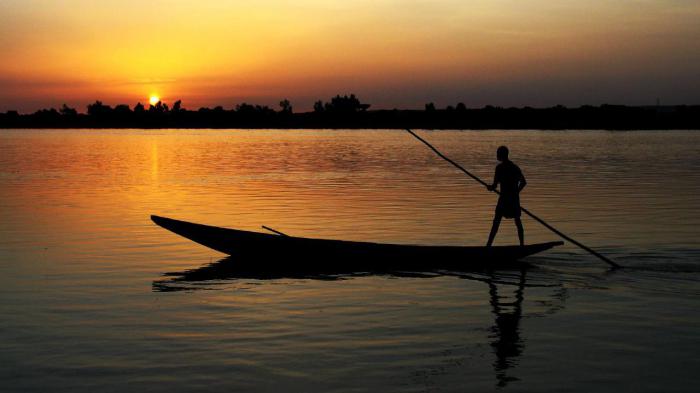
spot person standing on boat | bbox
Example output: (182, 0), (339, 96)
(486, 146), (526, 247)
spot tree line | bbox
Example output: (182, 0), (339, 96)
(1, 94), (698, 129)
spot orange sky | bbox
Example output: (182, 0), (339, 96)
(1, 0), (699, 112)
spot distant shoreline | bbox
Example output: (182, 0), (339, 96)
(2, 102), (698, 130)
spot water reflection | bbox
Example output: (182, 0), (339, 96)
(154, 259), (566, 388)
(488, 268), (526, 387)
(152, 256), (450, 290)
(153, 256), (349, 289)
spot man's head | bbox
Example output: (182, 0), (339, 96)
(497, 145), (509, 162)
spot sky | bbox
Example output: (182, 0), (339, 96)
(1, 0), (699, 112)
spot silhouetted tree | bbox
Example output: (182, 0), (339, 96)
(324, 94), (370, 112)
(279, 99), (292, 114)
(60, 104), (78, 117)
(425, 102), (436, 112)
(114, 104), (131, 116)
(87, 101), (112, 116)
(456, 102), (467, 111)
(134, 102), (145, 113)
(236, 103), (255, 114)
(34, 108), (60, 118)
(149, 101), (168, 113)
(172, 100), (182, 113)
(235, 103), (274, 116)
(313, 100), (325, 113)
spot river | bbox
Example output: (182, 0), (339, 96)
(1, 129), (698, 392)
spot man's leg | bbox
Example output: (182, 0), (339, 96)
(487, 214), (502, 246)
(514, 217), (524, 246)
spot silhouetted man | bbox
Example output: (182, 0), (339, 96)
(486, 146), (526, 246)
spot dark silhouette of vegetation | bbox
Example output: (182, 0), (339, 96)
(323, 94), (371, 112)
(1, 95), (698, 129)
(279, 99), (292, 114)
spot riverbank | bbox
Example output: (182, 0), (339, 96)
(2, 105), (699, 130)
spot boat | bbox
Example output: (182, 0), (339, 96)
(151, 215), (563, 273)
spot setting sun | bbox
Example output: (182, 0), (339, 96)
(149, 95), (160, 106)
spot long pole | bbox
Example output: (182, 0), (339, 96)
(405, 128), (621, 269)
(262, 225), (289, 237)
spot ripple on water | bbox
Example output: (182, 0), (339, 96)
(1, 129), (699, 392)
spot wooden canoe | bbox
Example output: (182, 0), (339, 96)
(151, 215), (563, 273)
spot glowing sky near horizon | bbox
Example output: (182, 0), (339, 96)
(1, 0), (699, 112)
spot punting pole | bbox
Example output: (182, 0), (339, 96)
(405, 128), (621, 269)
(262, 225), (289, 237)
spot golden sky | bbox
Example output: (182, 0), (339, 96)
(1, 0), (699, 112)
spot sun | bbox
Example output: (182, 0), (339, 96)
(149, 95), (160, 106)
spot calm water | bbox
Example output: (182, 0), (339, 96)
(1, 129), (699, 392)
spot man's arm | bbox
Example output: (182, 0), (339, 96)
(518, 171), (527, 192)
(486, 169), (499, 192)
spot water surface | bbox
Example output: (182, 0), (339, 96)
(1, 129), (699, 392)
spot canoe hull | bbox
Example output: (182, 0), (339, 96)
(151, 215), (563, 272)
